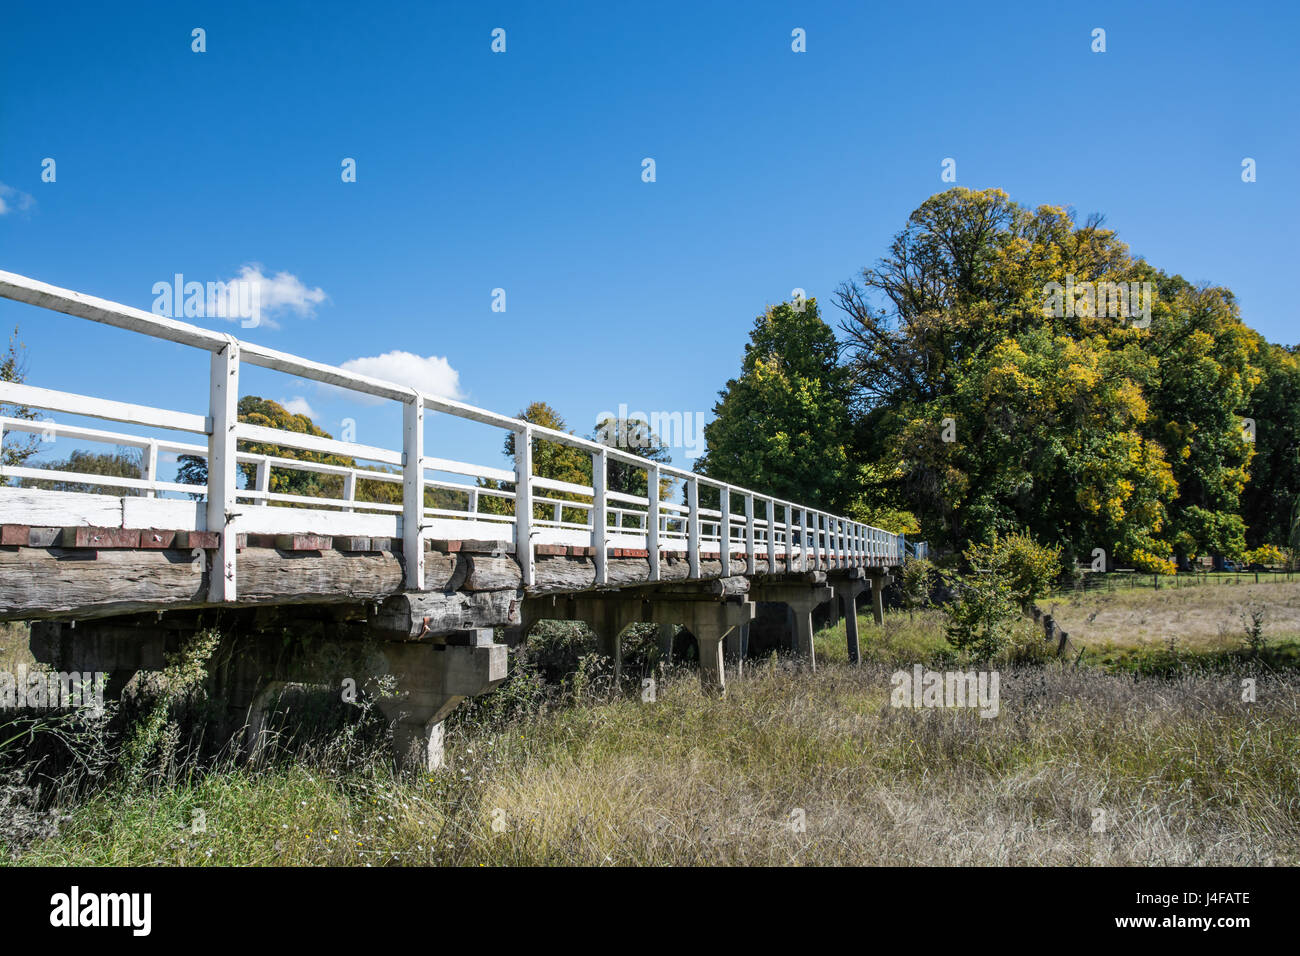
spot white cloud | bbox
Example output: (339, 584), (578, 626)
(280, 396), (317, 419)
(338, 350), (464, 401)
(0, 182), (35, 216)
(235, 264), (327, 317)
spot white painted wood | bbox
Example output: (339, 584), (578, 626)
(0, 382), (208, 434)
(207, 341), (240, 602)
(402, 392), (425, 590)
(515, 426), (534, 588)
(237, 423), (401, 466)
(0, 269), (231, 352)
(766, 498), (777, 570)
(744, 494), (755, 575)
(0, 465), (196, 496)
(719, 490), (731, 575)
(530, 475), (594, 497)
(0, 417), (206, 454)
(143, 440), (159, 499)
(422, 455), (514, 484)
(0, 487), (128, 526)
(0, 271), (908, 576)
(647, 462), (661, 581)
(592, 447), (608, 585)
(687, 476), (700, 579)
(122, 495), (203, 530)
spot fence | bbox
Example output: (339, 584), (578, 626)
(0, 270), (902, 602)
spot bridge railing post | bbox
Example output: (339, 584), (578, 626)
(812, 512), (822, 569)
(207, 337), (240, 603)
(784, 503), (794, 573)
(515, 425), (534, 588)
(592, 446), (608, 585)
(687, 476), (700, 579)
(403, 391), (426, 591)
(719, 485), (731, 576)
(766, 497), (777, 572)
(745, 492), (755, 575)
(647, 462), (660, 581)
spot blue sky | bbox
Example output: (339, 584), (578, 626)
(1, 0), (1296, 479)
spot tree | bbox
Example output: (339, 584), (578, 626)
(592, 414), (674, 498)
(695, 298), (857, 513)
(1240, 341), (1300, 550)
(177, 396), (353, 501)
(21, 448), (143, 496)
(1, 328), (38, 469)
(836, 188), (1264, 568)
(478, 402), (591, 522)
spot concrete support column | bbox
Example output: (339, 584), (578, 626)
(649, 600), (754, 696)
(868, 572), (892, 626)
(750, 584), (834, 671)
(552, 596), (647, 686)
(833, 576), (868, 665)
(373, 629), (508, 771)
(657, 623), (676, 664)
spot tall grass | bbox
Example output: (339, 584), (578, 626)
(8, 645), (1297, 865)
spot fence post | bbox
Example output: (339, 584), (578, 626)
(719, 487), (731, 576)
(766, 497), (777, 573)
(687, 476), (700, 579)
(403, 391), (426, 591)
(343, 470), (356, 513)
(592, 447), (608, 585)
(647, 462), (660, 581)
(811, 512), (822, 570)
(207, 338), (240, 603)
(144, 439), (159, 498)
(745, 493), (756, 575)
(515, 425), (534, 588)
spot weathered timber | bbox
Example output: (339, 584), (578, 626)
(370, 589), (522, 640)
(0, 547), (403, 620)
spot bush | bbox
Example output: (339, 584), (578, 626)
(900, 557), (939, 618)
(1244, 545), (1285, 567)
(1127, 548), (1177, 575)
(963, 532), (1062, 610)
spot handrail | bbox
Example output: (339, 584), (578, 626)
(0, 269), (902, 600)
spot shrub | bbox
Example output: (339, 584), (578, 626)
(1127, 548), (1177, 575)
(963, 531), (1062, 610)
(900, 557), (939, 618)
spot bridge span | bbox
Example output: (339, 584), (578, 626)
(0, 271), (908, 768)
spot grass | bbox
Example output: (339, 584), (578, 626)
(1043, 578), (1300, 670)
(7, 653), (1298, 865)
(4, 585), (1299, 866)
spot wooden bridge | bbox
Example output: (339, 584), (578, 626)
(0, 271), (906, 768)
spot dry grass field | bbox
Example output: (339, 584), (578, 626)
(1046, 577), (1300, 661)
(4, 585), (1298, 866)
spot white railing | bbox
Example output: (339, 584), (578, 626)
(0, 270), (901, 601)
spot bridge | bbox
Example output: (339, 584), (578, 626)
(0, 271), (909, 768)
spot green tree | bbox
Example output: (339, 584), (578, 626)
(1240, 341), (1300, 550)
(177, 396), (352, 501)
(478, 402), (591, 522)
(1, 328), (38, 469)
(695, 298), (856, 512)
(836, 188), (1264, 569)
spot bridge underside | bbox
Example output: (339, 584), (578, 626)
(2, 491), (894, 770)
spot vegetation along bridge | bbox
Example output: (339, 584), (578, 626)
(0, 271), (908, 768)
